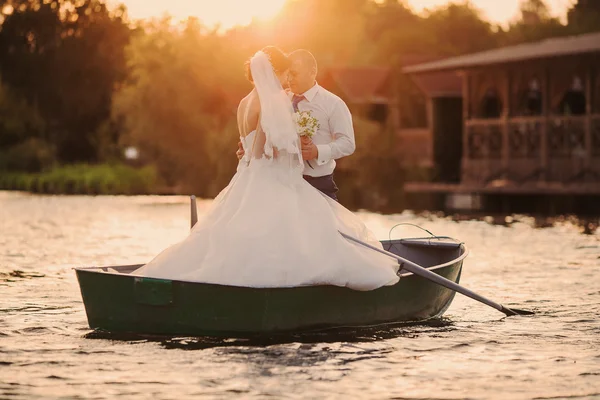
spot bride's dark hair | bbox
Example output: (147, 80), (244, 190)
(245, 46), (290, 83)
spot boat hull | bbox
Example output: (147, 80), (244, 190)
(75, 239), (466, 337)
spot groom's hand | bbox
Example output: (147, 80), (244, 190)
(301, 138), (318, 161)
(236, 141), (245, 160)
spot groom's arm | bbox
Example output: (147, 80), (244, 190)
(314, 100), (355, 166)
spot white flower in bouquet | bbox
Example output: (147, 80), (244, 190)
(293, 110), (320, 138)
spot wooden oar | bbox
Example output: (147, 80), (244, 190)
(340, 231), (533, 317)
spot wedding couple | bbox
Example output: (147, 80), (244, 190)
(136, 46), (399, 291)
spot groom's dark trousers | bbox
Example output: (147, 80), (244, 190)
(303, 174), (339, 202)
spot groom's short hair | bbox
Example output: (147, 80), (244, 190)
(289, 49), (318, 75)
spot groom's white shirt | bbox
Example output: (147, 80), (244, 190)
(290, 83), (355, 178)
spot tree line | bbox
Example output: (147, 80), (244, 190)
(1, 0), (599, 207)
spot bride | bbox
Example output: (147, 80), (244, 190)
(135, 46), (400, 291)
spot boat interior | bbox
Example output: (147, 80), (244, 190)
(80, 236), (467, 277)
(382, 236), (466, 276)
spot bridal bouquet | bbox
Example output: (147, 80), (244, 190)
(293, 110), (319, 138)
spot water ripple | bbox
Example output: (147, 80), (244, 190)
(0, 192), (599, 399)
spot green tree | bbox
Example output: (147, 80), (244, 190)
(0, 75), (54, 171)
(113, 18), (241, 196)
(237, 0), (372, 66)
(364, 0), (426, 63)
(0, 0), (131, 162)
(423, 2), (500, 56)
(0, 76), (45, 148)
(567, 0), (600, 34)
(500, 0), (566, 45)
(521, 0), (552, 24)
(365, 1), (499, 63)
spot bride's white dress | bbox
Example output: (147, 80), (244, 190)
(135, 52), (399, 291)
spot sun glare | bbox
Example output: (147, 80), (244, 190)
(112, 0), (571, 30)
(117, 0), (288, 29)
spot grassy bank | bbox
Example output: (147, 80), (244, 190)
(0, 164), (157, 195)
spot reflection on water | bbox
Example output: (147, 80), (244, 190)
(83, 319), (457, 351)
(0, 191), (599, 399)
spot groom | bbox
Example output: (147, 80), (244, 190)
(237, 49), (355, 201)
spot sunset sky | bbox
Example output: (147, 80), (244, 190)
(113, 0), (573, 29)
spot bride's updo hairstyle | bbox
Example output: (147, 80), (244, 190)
(245, 46), (291, 83)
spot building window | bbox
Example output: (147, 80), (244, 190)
(367, 104), (389, 123)
(517, 78), (542, 116)
(557, 75), (586, 116)
(480, 87), (502, 119)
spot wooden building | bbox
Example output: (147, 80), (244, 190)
(400, 58), (462, 178)
(319, 63), (462, 171)
(403, 32), (600, 212)
(319, 66), (398, 127)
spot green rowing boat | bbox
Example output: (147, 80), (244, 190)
(75, 237), (468, 337)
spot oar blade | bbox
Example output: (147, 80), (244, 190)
(502, 306), (535, 316)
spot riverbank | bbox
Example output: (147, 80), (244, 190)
(0, 164), (158, 195)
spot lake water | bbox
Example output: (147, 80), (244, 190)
(1, 191), (599, 399)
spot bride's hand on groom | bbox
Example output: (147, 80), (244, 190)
(236, 141), (245, 160)
(237, 138), (317, 161)
(301, 137), (318, 161)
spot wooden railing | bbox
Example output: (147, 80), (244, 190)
(593, 115), (600, 157)
(508, 118), (542, 159)
(463, 114), (600, 184)
(464, 119), (503, 159)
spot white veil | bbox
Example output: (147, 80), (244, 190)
(249, 51), (302, 165)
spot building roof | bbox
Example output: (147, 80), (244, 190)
(320, 66), (392, 104)
(399, 55), (462, 97)
(403, 31), (600, 74)
(321, 62), (462, 101)
(410, 71), (462, 97)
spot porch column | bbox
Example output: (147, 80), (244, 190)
(461, 71), (470, 181)
(427, 98), (434, 166)
(502, 71), (511, 176)
(540, 67), (550, 182)
(389, 67), (401, 132)
(585, 64), (593, 168)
